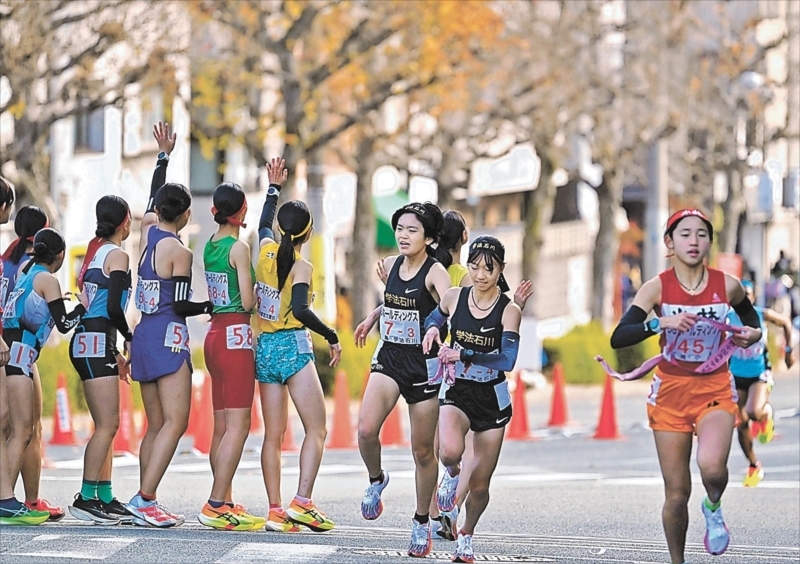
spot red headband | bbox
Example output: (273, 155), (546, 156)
(211, 199), (247, 228)
(664, 208), (713, 238)
(117, 211), (130, 230)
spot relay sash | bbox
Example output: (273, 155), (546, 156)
(595, 319), (747, 381)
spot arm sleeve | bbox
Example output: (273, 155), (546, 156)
(291, 283), (338, 344)
(610, 305), (654, 349)
(423, 306), (448, 333)
(107, 270), (133, 341)
(172, 276), (213, 317)
(732, 297), (760, 329)
(147, 156), (169, 214)
(47, 299), (86, 334)
(460, 331), (520, 372)
(258, 184), (281, 241)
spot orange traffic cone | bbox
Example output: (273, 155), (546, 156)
(380, 404), (408, 446)
(360, 369), (371, 400)
(327, 370), (356, 449)
(186, 376), (204, 438)
(50, 372), (80, 445)
(250, 392), (263, 434)
(506, 371), (534, 440)
(40, 438), (54, 469)
(547, 362), (569, 427)
(192, 374), (214, 455)
(281, 414), (298, 451)
(594, 375), (622, 440)
(113, 383), (138, 455)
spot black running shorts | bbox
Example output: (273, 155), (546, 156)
(440, 377), (513, 433)
(69, 318), (121, 381)
(370, 342), (439, 404)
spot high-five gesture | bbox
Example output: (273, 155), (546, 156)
(266, 157), (288, 187)
(153, 121), (176, 155)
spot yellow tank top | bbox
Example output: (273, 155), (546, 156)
(255, 242), (313, 333)
(448, 263), (469, 287)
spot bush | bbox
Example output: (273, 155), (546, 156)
(543, 321), (615, 384)
(36, 341), (87, 416)
(614, 335), (662, 375)
(312, 328), (379, 397)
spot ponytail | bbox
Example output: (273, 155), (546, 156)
(2, 206), (48, 264)
(275, 200), (313, 291)
(23, 228), (65, 273)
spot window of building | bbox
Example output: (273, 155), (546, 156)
(74, 107), (105, 153)
(190, 136), (223, 195)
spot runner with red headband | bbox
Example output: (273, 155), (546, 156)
(606, 208), (762, 564)
(0, 205), (64, 522)
(68, 195), (135, 525)
(197, 182), (263, 531)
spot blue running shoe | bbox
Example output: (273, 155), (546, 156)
(361, 471), (389, 520)
(701, 498), (730, 556)
(436, 470), (459, 512)
(407, 518), (432, 557)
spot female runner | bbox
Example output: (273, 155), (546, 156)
(255, 158), (341, 533)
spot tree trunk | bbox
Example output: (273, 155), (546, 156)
(591, 172), (623, 326)
(521, 153), (555, 316)
(717, 165), (744, 254)
(347, 136), (377, 329)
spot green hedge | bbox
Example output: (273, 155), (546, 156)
(543, 321), (660, 384)
(312, 329), (379, 397)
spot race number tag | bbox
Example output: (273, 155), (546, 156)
(163, 322), (190, 352)
(136, 279), (160, 314)
(733, 341), (765, 361)
(9, 341), (37, 375)
(662, 303), (728, 363)
(452, 342), (497, 383)
(83, 282), (98, 308)
(295, 330), (313, 354)
(226, 324), (253, 350)
(205, 272), (231, 307)
(2, 289), (24, 319)
(256, 282), (280, 322)
(72, 332), (106, 358)
(0, 276), (8, 308)
(380, 307), (421, 345)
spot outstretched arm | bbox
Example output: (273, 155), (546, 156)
(259, 157), (288, 245)
(144, 121), (177, 231)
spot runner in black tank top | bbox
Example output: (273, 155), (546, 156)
(421, 236), (522, 564)
(354, 202), (452, 558)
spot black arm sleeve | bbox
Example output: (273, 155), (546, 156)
(147, 156), (169, 213)
(258, 184), (281, 241)
(610, 305), (654, 349)
(732, 296), (760, 328)
(107, 270), (133, 341)
(47, 299), (86, 334)
(291, 283), (338, 344)
(172, 276), (213, 318)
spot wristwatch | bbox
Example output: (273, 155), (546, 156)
(647, 318), (662, 334)
(157, 151), (170, 161)
(267, 183), (281, 197)
(461, 349), (475, 363)
(786, 346), (794, 353)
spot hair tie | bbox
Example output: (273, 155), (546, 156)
(211, 200), (247, 228)
(290, 218), (312, 240)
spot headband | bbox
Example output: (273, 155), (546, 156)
(278, 217), (313, 241)
(212, 199), (247, 228)
(664, 208), (713, 238)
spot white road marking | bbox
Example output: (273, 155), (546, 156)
(216, 543), (337, 563)
(6, 535), (136, 560)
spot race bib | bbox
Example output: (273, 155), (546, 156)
(661, 303), (728, 363)
(72, 332), (106, 358)
(256, 282), (280, 322)
(163, 322), (190, 352)
(295, 330), (313, 354)
(205, 272), (231, 307)
(136, 279), (160, 314)
(452, 342), (497, 383)
(494, 380), (511, 410)
(2, 289), (24, 320)
(226, 324), (253, 350)
(733, 341), (765, 361)
(0, 276), (8, 308)
(83, 282), (98, 308)
(9, 341), (37, 375)
(380, 307), (421, 345)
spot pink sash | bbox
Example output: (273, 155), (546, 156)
(429, 358), (456, 387)
(595, 319), (747, 381)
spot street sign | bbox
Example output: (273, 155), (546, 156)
(372, 165), (401, 196)
(469, 144), (541, 197)
(324, 173), (356, 226)
(408, 175), (438, 204)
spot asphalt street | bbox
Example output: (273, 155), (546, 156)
(1, 371), (798, 563)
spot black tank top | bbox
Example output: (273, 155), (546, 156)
(380, 255), (438, 351)
(449, 287), (510, 384)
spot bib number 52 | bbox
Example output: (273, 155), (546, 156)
(164, 322), (190, 352)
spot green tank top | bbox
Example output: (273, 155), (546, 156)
(203, 235), (255, 314)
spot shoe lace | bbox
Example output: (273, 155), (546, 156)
(411, 521), (429, 545)
(363, 483), (380, 504)
(459, 534), (473, 553)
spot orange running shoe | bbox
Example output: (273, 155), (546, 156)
(286, 498), (334, 532)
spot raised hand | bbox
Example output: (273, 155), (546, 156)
(513, 280), (533, 310)
(266, 157), (288, 186)
(376, 259), (388, 284)
(153, 121), (176, 155)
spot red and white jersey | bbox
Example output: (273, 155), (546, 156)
(657, 267), (730, 377)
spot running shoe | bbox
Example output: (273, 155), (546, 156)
(749, 418), (763, 438)
(101, 498), (135, 524)
(68, 494), (120, 525)
(361, 470), (390, 520)
(286, 498), (334, 532)
(407, 518), (433, 558)
(264, 508), (302, 532)
(197, 503), (255, 531)
(25, 498), (66, 522)
(452, 532), (475, 563)
(437, 506), (459, 541)
(437, 470), (460, 512)
(124, 494), (177, 528)
(0, 503), (50, 526)
(743, 462), (764, 488)
(757, 413), (775, 444)
(701, 498), (730, 556)
(230, 504), (266, 530)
